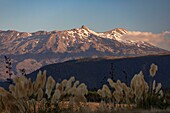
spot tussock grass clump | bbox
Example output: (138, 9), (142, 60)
(97, 63), (169, 109)
(0, 70), (88, 113)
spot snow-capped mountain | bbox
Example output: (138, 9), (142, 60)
(0, 26), (168, 78)
(0, 25), (166, 55)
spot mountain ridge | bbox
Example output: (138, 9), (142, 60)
(0, 26), (169, 79)
(0, 26), (167, 54)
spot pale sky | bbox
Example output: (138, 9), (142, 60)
(0, 0), (170, 33)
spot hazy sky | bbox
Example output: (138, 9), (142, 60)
(0, 0), (170, 33)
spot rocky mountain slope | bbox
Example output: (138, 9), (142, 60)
(0, 26), (168, 79)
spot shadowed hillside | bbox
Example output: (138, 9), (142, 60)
(28, 54), (170, 90)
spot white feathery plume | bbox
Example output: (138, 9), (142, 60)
(73, 80), (80, 88)
(41, 70), (47, 89)
(55, 83), (60, 89)
(61, 79), (67, 93)
(149, 63), (158, 77)
(155, 83), (162, 94)
(45, 76), (56, 98)
(97, 89), (105, 98)
(37, 88), (43, 101)
(102, 84), (112, 98)
(107, 78), (114, 88)
(65, 76), (75, 93)
(27, 78), (33, 97)
(159, 90), (163, 97)
(116, 80), (124, 94)
(61, 79), (67, 88)
(33, 70), (42, 93)
(152, 80), (156, 91)
(51, 89), (61, 104)
(113, 92), (120, 103)
(144, 82), (149, 93)
(77, 83), (88, 95)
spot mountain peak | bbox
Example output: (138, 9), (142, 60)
(114, 28), (128, 34)
(81, 25), (90, 30)
(80, 25), (99, 36)
(105, 28), (128, 34)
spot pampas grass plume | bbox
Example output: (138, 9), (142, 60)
(149, 63), (158, 77)
(37, 88), (43, 101)
(51, 89), (61, 104)
(45, 76), (56, 98)
(155, 83), (162, 94)
(102, 84), (112, 98)
(107, 78), (114, 88)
